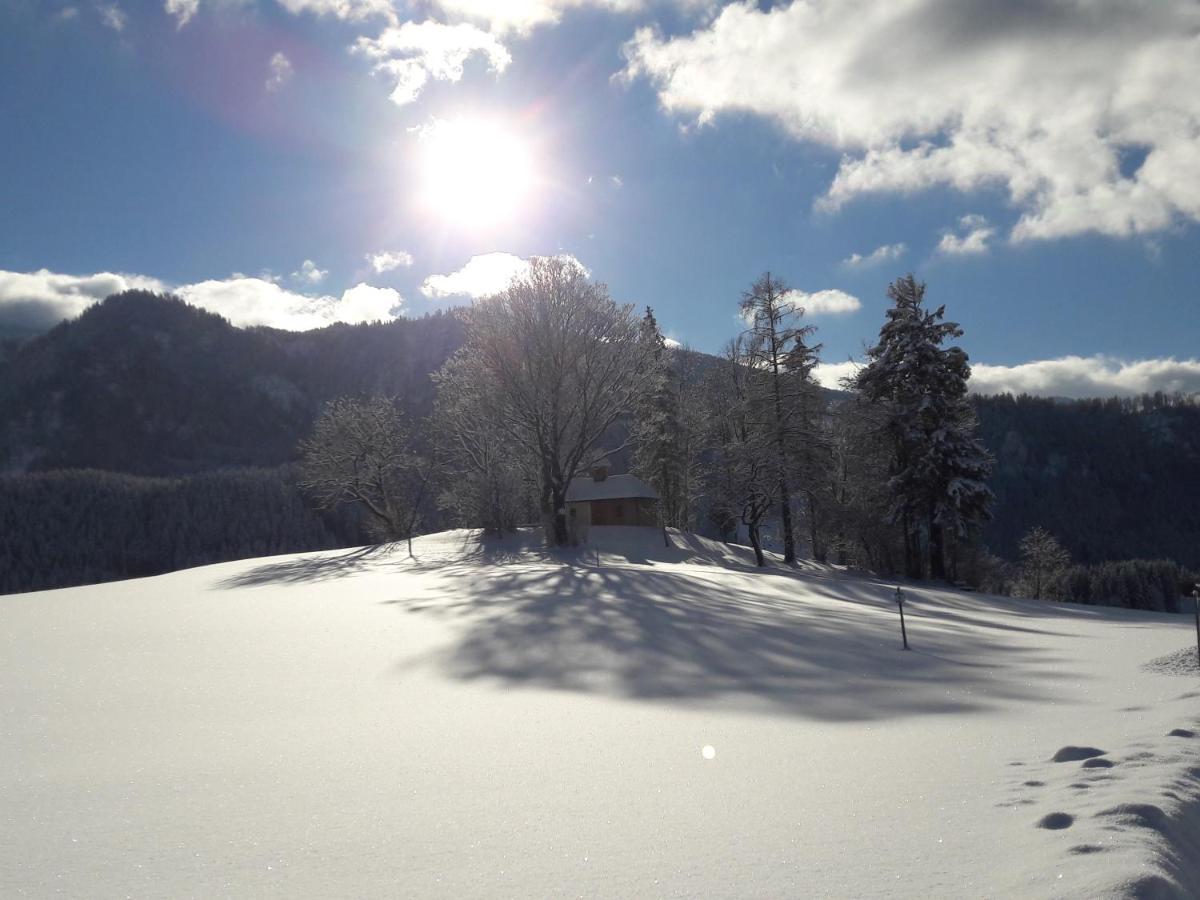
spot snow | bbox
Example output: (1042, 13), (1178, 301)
(566, 473), (659, 502)
(2, 527), (1198, 898)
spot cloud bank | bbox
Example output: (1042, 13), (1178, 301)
(0, 268), (405, 332)
(421, 252), (588, 300)
(970, 356), (1200, 399)
(624, 0), (1200, 243)
(814, 355), (1200, 399)
(0, 269), (167, 331)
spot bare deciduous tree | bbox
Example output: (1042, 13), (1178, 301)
(1019, 526), (1071, 600)
(738, 272), (821, 564)
(460, 256), (648, 546)
(298, 397), (428, 552)
(431, 352), (532, 536)
(704, 337), (778, 566)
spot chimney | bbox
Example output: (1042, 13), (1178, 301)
(590, 458), (611, 482)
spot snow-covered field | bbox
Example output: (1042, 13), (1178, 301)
(2, 527), (1198, 898)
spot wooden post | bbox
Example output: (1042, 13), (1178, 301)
(1192, 586), (1199, 671)
(896, 585), (910, 651)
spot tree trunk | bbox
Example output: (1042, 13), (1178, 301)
(902, 510), (921, 580)
(779, 476), (796, 564)
(807, 491), (825, 563)
(748, 522), (766, 567)
(928, 513), (945, 580)
(551, 487), (569, 546)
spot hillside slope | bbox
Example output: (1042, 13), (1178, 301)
(0, 292), (464, 475)
(2, 528), (1198, 898)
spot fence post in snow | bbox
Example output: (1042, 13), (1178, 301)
(1192, 586), (1199, 671)
(896, 586), (910, 651)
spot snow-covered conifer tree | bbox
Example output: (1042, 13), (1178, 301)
(853, 274), (994, 579)
(631, 308), (693, 530)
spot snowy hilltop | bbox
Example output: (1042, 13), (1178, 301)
(2, 527), (1198, 898)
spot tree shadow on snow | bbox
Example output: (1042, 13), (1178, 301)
(385, 557), (1094, 723)
(217, 545), (392, 588)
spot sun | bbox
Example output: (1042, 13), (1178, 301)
(415, 116), (537, 229)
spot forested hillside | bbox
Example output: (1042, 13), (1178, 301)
(0, 292), (464, 475)
(975, 393), (1200, 569)
(1, 291), (1198, 594)
(0, 467), (366, 595)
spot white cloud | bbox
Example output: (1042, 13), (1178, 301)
(624, 1), (1200, 243)
(970, 356), (1200, 399)
(97, 2), (127, 31)
(275, 0), (396, 21)
(421, 252), (532, 299)
(814, 353), (1200, 398)
(266, 52), (294, 92)
(176, 278), (339, 329)
(421, 252), (588, 300)
(164, 0), (198, 28)
(177, 278), (405, 328)
(353, 20), (511, 106)
(0, 269), (167, 330)
(813, 360), (861, 390)
(292, 259), (327, 284)
(937, 214), (994, 256)
(785, 288), (861, 316)
(429, 0), (709, 36)
(842, 242), (906, 269)
(367, 250), (414, 273)
(0, 268), (406, 332)
(336, 282), (403, 323)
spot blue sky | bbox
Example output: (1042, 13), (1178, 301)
(2, 0), (1199, 397)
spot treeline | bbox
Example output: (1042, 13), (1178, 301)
(3, 289), (1199, 601)
(980, 525), (1197, 613)
(0, 467), (368, 594)
(1052, 560), (1192, 613)
(305, 264), (994, 586)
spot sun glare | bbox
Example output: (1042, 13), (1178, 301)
(416, 117), (536, 229)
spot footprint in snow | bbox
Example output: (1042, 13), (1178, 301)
(1068, 844), (1106, 855)
(1052, 746), (1107, 763)
(1023, 780), (1045, 787)
(1081, 758), (1116, 769)
(1037, 812), (1074, 830)
(1167, 728), (1195, 738)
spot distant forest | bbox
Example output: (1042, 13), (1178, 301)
(1, 291), (1198, 595)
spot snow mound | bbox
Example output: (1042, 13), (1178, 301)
(2, 528), (1199, 898)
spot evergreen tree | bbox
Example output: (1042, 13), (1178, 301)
(631, 308), (689, 530)
(853, 274), (994, 579)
